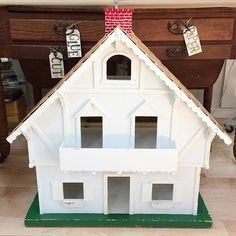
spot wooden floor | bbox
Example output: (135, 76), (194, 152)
(0, 133), (236, 235)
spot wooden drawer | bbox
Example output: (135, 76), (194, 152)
(10, 19), (104, 42)
(10, 17), (234, 42)
(134, 18), (235, 42)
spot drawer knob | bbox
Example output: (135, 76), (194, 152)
(53, 22), (69, 36)
(166, 46), (188, 58)
(167, 19), (191, 35)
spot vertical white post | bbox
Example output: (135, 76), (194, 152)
(103, 175), (108, 214)
(129, 175), (133, 214)
(192, 167), (201, 215)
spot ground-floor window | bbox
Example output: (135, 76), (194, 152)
(63, 182), (84, 200)
(152, 183), (174, 201)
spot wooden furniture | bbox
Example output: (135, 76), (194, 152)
(1, 6), (236, 160)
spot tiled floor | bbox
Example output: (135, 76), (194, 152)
(0, 133), (236, 236)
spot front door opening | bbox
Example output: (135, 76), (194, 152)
(107, 177), (130, 214)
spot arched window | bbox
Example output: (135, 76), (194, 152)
(107, 55), (131, 80)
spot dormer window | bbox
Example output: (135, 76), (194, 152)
(129, 101), (159, 148)
(135, 116), (158, 149)
(80, 117), (103, 148)
(74, 100), (107, 148)
(99, 50), (138, 88)
(107, 55), (131, 80)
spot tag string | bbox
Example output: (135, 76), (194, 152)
(49, 46), (64, 60)
(114, 0), (119, 9)
(182, 17), (193, 34)
(66, 21), (81, 35)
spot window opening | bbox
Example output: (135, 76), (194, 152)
(81, 117), (103, 148)
(135, 116), (157, 148)
(63, 183), (84, 199)
(152, 184), (174, 201)
(107, 55), (131, 80)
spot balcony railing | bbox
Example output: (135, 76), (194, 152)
(59, 144), (179, 173)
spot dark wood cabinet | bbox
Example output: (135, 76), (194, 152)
(1, 6), (236, 159)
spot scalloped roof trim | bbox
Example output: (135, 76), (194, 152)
(7, 27), (232, 145)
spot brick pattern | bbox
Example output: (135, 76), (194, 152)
(104, 8), (133, 35)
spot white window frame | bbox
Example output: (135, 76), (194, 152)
(51, 180), (94, 208)
(63, 182), (84, 200)
(151, 183), (174, 209)
(73, 100), (108, 148)
(129, 100), (160, 148)
(62, 181), (85, 207)
(101, 52), (139, 88)
(78, 116), (103, 149)
(142, 180), (183, 209)
(132, 115), (158, 149)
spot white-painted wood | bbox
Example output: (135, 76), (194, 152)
(6, 27), (231, 216)
(35, 166), (45, 214)
(99, 45), (139, 89)
(51, 180), (63, 201)
(73, 99), (109, 118)
(59, 147), (179, 172)
(141, 183), (152, 202)
(192, 167), (201, 215)
(103, 175), (108, 214)
(84, 183), (94, 201)
(174, 184), (184, 202)
(31, 124), (58, 158)
(204, 129), (216, 169)
(57, 92), (69, 139)
(179, 127), (206, 157)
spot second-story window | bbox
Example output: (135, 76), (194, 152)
(80, 117), (103, 148)
(135, 116), (157, 149)
(107, 55), (131, 80)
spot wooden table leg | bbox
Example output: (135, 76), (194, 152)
(0, 75), (10, 163)
(203, 85), (213, 113)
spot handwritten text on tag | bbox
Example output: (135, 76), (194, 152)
(49, 52), (65, 79)
(66, 29), (82, 58)
(183, 26), (202, 56)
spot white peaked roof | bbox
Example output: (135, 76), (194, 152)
(7, 27), (232, 145)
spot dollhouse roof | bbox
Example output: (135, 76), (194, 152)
(7, 27), (232, 145)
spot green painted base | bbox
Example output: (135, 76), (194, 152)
(25, 194), (212, 228)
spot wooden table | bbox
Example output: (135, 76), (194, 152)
(1, 6), (236, 160)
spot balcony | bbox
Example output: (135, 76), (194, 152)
(59, 144), (179, 173)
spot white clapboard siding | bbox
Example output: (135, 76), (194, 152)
(84, 184), (95, 201)
(51, 181), (63, 201)
(141, 183), (152, 202)
(174, 184), (184, 202)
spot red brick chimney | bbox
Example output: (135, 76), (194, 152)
(104, 8), (133, 35)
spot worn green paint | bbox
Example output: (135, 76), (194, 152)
(25, 194), (212, 228)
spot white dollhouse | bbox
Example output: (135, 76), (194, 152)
(7, 27), (231, 216)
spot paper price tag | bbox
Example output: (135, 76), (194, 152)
(66, 29), (82, 58)
(183, 26), (202, 56)
(49, 51), (65, 79)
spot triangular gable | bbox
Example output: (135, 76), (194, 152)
(128, 100), (158, 118)
(7, 27), (232, 145)
(73, 99), (109, 118)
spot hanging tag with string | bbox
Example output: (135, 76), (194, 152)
(66, 22), (82, 58)
(183, 18), (202, 56)
(49, 48), (65, 79)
